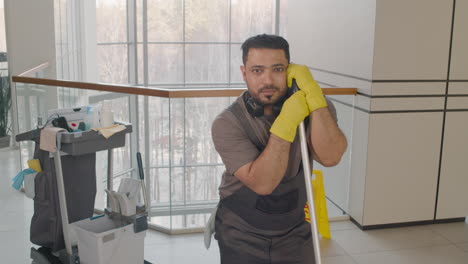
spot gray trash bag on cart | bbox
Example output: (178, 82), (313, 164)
(24, 130), (97, 252)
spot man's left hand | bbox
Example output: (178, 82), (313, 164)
(287, 63), (327, 112)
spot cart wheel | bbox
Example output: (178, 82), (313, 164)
(31, 247), (60, 264)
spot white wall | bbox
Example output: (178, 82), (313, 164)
(4, 0), (57, 139)
(436, 0), (468, 219)
(287, 0), (377, 219)
(0, 2), (7, 53)
(287, 0), (376, 86)
(288, 0), (468, 227)
(4, 0), (56, 76)
(372, 0), (452, 80)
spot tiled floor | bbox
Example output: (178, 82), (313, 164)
(1, 147), (467, 264)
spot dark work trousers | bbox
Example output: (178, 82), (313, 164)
(215, 204), (315, 264)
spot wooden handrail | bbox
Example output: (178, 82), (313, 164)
(12, 61), (358, 97)
(12, 75), (357, 98)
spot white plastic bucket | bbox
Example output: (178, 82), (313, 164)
(72, 215), (146, 264)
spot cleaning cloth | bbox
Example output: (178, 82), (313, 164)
(12, 168), (36, 190)
(92, 124), (126, 139)
(204, 205), (218, 249)
(40, 127), (66, 152)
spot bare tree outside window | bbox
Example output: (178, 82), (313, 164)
(185, 0), (229, 42)
(96, 0), (128, 84)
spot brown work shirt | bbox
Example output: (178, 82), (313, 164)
(212, 92), (337, 199)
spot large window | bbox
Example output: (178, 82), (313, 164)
(94, 0), (286, 231)
(96, 0), (128, 84)
(96, 0), (281, 87)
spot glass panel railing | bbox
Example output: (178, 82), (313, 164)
(142, 96), (234, 231)
(13, 72), (357, 233)
(315, 94), (356, 219)
(15, 81), (53, 169)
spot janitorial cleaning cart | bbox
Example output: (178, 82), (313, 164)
(16, 120), (152, 264)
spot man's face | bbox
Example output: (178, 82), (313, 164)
(241, 48), (288, 106)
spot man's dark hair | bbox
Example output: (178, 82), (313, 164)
(241, 34), (290, 65)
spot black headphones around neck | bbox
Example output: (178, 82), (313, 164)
(243, 89), (293, 118)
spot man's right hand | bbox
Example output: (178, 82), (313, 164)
(270, 90), (309, 142)
(287, 64), (327, 112)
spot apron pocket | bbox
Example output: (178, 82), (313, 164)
(255, 189), (298, 214)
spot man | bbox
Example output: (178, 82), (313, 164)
(211, 34), (347, 264)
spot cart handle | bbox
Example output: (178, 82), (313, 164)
(136, 152), (149, 212)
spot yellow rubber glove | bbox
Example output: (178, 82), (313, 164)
(270, 90), (310, 142)
(287, 64), (327, 112)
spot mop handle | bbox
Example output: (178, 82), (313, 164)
(291, 80), (322, 264)
(137, 152), (149, 213)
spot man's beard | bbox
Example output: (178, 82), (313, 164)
(252, 85), (285, 106)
